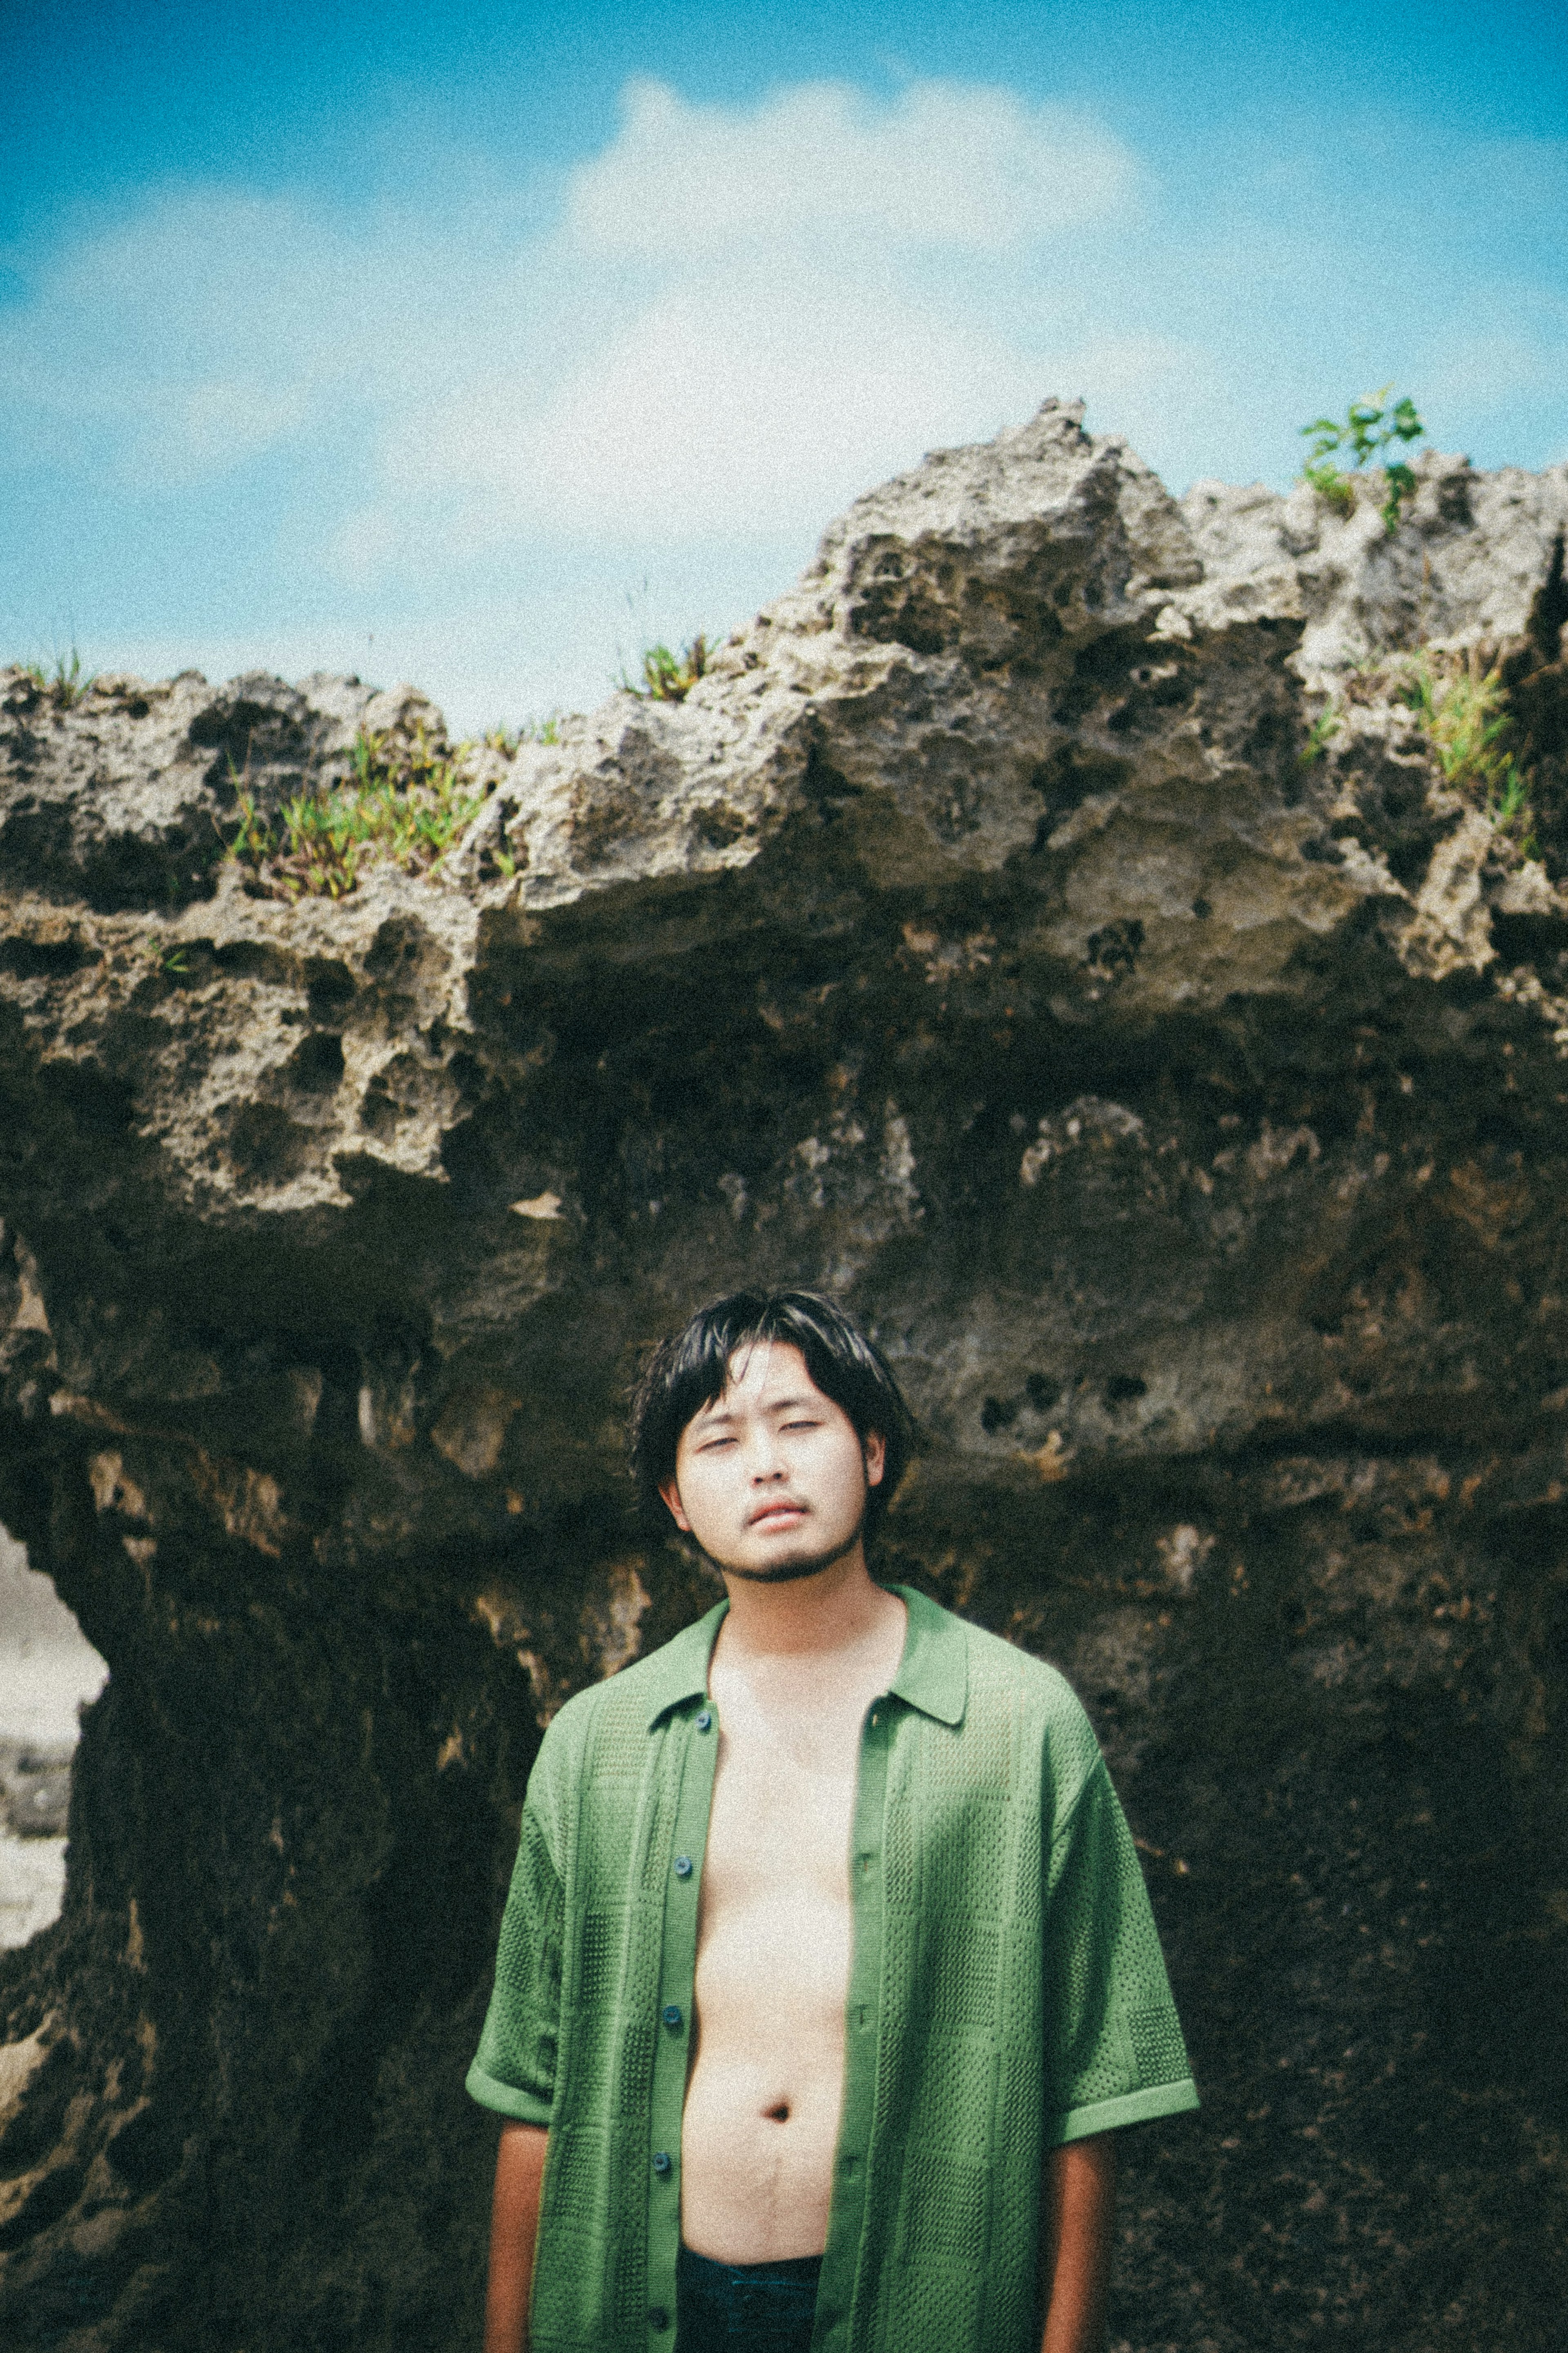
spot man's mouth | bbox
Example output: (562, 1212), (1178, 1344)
(748, 1500), (806, 1528)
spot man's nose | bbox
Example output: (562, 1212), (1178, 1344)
(746, 1433), (785, 1479)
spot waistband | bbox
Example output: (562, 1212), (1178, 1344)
(678, 2244), (824, 2290)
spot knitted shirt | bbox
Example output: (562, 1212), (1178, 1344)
(468, 1586), (1198, 2353)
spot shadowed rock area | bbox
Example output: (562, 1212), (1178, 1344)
(2, 400), (1567, 2349)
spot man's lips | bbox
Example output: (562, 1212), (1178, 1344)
(747, 1499), (807, 1528)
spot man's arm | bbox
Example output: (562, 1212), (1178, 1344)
(1040, 2132), (1117, 2353)
(483, 2121), (549, 2353)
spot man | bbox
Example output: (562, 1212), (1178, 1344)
(469, 1290), (1198, 2353)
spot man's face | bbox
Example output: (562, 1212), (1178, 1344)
(658, 1339), (885, 1583)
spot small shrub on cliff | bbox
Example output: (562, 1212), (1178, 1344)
(225, 724), (488, 900)
(1301, 388), (1425, 531)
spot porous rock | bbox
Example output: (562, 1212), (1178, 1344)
(2, 401), (1567, 2349)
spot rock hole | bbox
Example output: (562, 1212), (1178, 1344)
(286, 1030), (346, 1093)
(226, 1100), (313, 1184)
(0, 1528), (107, 1948)
(304, 957), (356, 1019)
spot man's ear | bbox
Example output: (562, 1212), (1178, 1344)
(657, 1475), (692, 1533)
(863, 1430), (886, 1488)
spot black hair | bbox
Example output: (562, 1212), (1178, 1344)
(628, 1289), (915, 1541)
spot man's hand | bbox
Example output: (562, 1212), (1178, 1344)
(1040, 2132), (1117, 2353)
(483, 2121), (549, 2353)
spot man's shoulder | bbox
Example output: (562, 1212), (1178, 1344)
(900, 1590), (1105, 1799)
(964, 1611), (1088, 1717)
(904, 1588), (1091, 1719)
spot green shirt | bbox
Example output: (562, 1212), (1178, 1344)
(468, 1587), (1198, 2353)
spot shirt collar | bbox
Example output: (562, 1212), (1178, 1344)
(885, 1584), (968, 1726)
(643, 1601), (728, 1729)
(642, 1584), (967, 1730)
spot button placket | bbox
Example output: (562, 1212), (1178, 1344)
(811, 1688), (893, 2350)
(646, 1697), (720, 2346)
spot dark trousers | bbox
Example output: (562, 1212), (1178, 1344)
(676, 2244), (822, 2352)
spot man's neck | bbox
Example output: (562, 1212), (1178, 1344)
(713, 1546), (901, 1663)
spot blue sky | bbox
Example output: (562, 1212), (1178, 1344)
(3, 0), (1565, 732)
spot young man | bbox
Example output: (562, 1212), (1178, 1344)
(468, 1291), (1198, 2353)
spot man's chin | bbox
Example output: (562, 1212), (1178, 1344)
(709, 1527), (864, 1584)
(723, 1555), (839, 1584)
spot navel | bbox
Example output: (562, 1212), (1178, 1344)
(764, 2100), (791, 2123)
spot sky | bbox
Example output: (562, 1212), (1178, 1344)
(2, 0), (1565, 733)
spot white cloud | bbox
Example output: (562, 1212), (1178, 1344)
(395, 277), (1050, 540)
(0, 75), (1156, 549)
(348, 81), (1159, 547)
(566, 77), (1137, 260)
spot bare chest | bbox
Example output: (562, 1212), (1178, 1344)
(700, 1687), (867, 1914)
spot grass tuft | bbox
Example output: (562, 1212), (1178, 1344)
(1299, 707), (1341, 765)
(20, 649), (96, 708)
(225, 723), (492, 900)
(619, 634), (710, 703)
(1403, 655), (1535, 850)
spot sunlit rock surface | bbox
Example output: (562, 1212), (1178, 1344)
(2, 403), (1567, 2349)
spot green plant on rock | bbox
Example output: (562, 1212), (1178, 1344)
(498, 713), (561, 747)
(619, 633), (710, 703)
(1299, 706), (1342, 765)
(20, 649), (95, 707)
(143, 935), (189, 976)
(1404, 654), (1535, 849)
(1301, 387), (1425, 531)
(224, 723), (491, 901)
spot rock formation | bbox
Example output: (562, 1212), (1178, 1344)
(1, 399), (1566, 2349)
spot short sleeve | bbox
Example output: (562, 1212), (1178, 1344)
(1041, 1752), (1200, 2145)
(466, 1778), (565, 2124)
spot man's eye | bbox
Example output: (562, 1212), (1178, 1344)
(782, 1419), (820, 1432)
(696, 1436), (735, 1452)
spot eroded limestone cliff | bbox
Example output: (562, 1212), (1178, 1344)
(1, 401), (1567, 2349)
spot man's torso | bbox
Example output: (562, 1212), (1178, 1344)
(678, 1592), (908, 2262)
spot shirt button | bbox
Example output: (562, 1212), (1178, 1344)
(674, 1854), (693, 1878)
(695, 1708), (713, 1732)
(653, 2150), (672, 2175)
(648, 2306), (670, 2330)
(662, 2003), (683, 2030)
